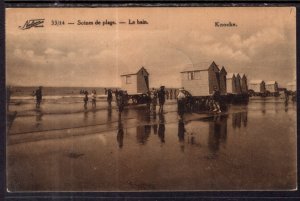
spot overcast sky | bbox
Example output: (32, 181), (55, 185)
(6, 7), (296, 87)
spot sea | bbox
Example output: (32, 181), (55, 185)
(8, 86), (179, 104)
(8, 86), (115, 103)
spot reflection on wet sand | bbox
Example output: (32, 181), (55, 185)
(178, 120), (185, 142)
(232, 112), (241, 128)
(285, 100), (289, 113)
(187, 134), (195, 145)
(178, 119), (185, 152)
(136, 109), (151, 145)
(35, 108), (43, 128)
(122, 107), (129, 118)
(83, 109), (89, 123)
(132, 108), (166, 144)
(117, 119), (124, 148)
(208, 114), (228, 158)
(135, 107), (150, 123)
(261, 100), (266, 115)
(158, 113), (165, 144)
(136, 125), (151, 145)
(106, 107), (112, 127)
(241, 112), (248, 127)
(232, 111), (248, 129)
(7, 97), (296, 191)
(152, 124), (158, 134)
(112, 104), (291, 157)
(92, 108), (97, 120)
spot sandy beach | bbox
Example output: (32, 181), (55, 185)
(6, 97), (297, 191)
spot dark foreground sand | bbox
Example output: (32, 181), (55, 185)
(7, 98), (297, 191)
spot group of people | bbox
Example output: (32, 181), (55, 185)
(164, 89), (178, 100)
(81, 88), (130, 115)
(148, 86), (167, 115)
(116, 111), (167, 148)
(211, 86), (222, 113)
(177, 86), (222, 117)
(111, 86), (168, 117)
(30, 86), (222, 116)
(82, 90), (97, 109)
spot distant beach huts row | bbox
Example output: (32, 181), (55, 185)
(120, 63), (296, 98)
(248, 80), (279, 95)
(287, 81), (296, 92)
(248, 80), (296, 95)
(180, 61), (248, 97)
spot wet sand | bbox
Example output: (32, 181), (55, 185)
(7, 98), (297, 191)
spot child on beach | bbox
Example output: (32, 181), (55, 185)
(83, 91), (89, 109)
(150, 88), (157, 115)
(91, 90), (96, 108)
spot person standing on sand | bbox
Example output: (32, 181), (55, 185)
(150, 88), (157, 115)
(177, 88), (186, 119)
(116, 90), (125, 117)
(107, 89), (113, 107)
(158, 86), (166, 113)
(35, 86), (43, 108)
(212, 86), (221, 113)
(91, 90), (97, 108)
(83, 90), (89, 109)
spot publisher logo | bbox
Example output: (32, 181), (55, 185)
(19, 19), (45, 30)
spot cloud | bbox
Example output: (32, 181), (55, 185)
(200, 42), (250, 62)
(229, 28), (286, 56)
(6, 8), (296, 87)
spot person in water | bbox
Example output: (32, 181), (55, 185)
(35, 86), (43, 108)
(91, 90), (97, 108)
(158, 86), (166, 113)
(83, 90), (89, 109)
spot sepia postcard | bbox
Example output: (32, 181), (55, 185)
(5, 7), (297, 192)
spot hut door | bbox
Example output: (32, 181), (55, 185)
(144, 76), (149, 90)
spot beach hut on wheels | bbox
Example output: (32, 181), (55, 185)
(219, 67), (227, 95)
(240, 74), (248, 94)
(287, 81), (296, 92)
(120, 67), (149, 95)
(248, 80), (266, 96)
(265, 81), (279, 96)
(226, 73), (237, 94)
(180, 61), (220, 96)
(226, 72), (249, 102)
